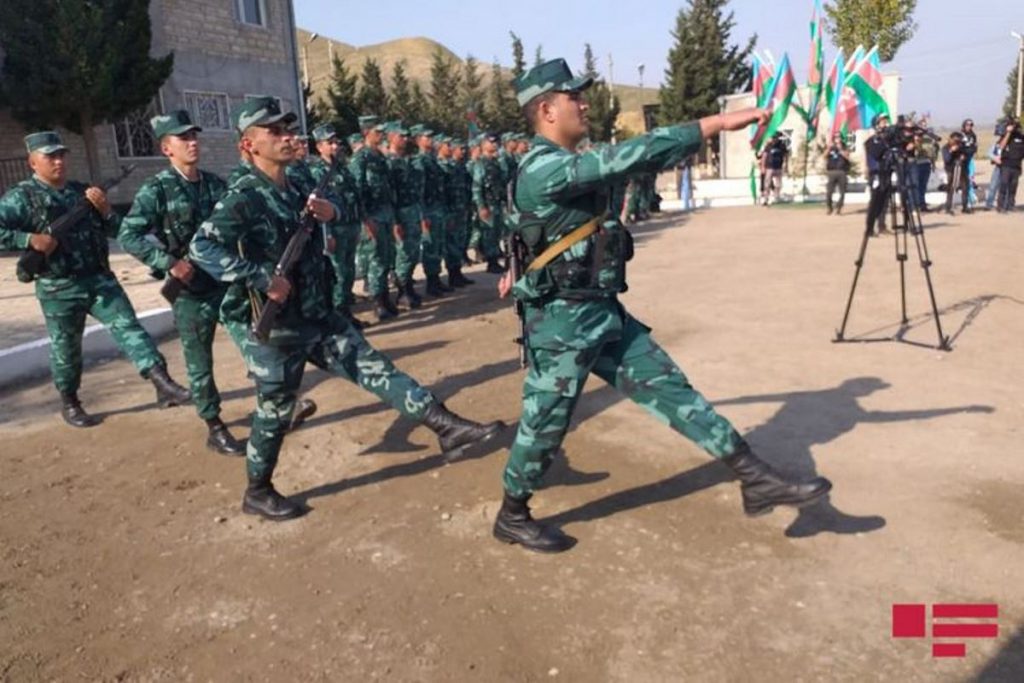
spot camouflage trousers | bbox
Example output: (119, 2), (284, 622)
(37, 273), (165, 394)
(478, 207), (503, 260)
(172, 287), (228, 420)
(392, 206), (423, 283)
(225, 318), (436, 481)
(329, 222), (361, 311)
(356, 210), (396, 297)
(503, 309), (743, 498)
(419, 206), (447, 278)
(445, 210), (469, 273)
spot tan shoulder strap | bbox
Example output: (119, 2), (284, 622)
(526, 214), (605, 273)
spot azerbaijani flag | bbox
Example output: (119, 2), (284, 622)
(824, 48), (845, 119)
(751, 53), (797, 152)
(752, 53), (775, 108)
(805, 0), (825, 132)
(847, 46), (890, 126)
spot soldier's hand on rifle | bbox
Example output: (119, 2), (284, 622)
(84, 187), (111, 217)
(29, 233), (58, 255)
(497, 269), (513, 299)
(169, 259), (195, 283)
(307, 196), (336, 222)
(479, 206), (492, 223)
(420, 218), (431, 234)
(393, 224), (404, 241)
(267, 275), (291, 303)
(364, 219), (377, 240)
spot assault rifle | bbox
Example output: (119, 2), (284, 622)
(16, 165), (136, 283)
(506, 233), (529, 368)
(249, 170), (333, 343)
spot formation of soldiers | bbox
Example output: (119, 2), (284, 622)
(0, 58), (831, 553)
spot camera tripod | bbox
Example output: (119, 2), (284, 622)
(834, 151), (952, 351)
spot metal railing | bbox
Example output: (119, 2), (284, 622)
(0, 156), (29, 195)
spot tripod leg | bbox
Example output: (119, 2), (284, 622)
(895, 188), (909, 324)
(835, 221), (874, 342)
(908, 194), (951, 350)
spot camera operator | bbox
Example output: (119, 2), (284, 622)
(996, 117), (1023, 213)
(825, 132), (850, 215)
(864, 114), (891, 235)
(961, 119), (979, 210)
(942, 131), (970, 215)
(761, 132), (789, 205)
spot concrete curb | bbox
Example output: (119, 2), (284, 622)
(0, 307), (175, 389)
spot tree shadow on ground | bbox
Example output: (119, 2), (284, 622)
(545, 376), (993, 538)
(972, 623), (1024, 682)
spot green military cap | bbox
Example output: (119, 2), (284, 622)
(482, 131), (500, 143)
(452, 138), (465, 146)
(347, 133), (363, 145)
(435, 134), (450, 144)
(312, 123), (338, 142)
(501, 132), (515, 143)
(385, 120), (409, 135)
(150, 109), (202, 140)
(231, 96), (297, 135)
(513, 58), (593, 107)
(358, 115), (385, 131)
(409, 124), (433, 138)
(24, 131), (68, 155)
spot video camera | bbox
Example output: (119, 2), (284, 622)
(880, 123), (940, 152)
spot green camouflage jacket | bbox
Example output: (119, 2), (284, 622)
(387, 153), (422, 212)
(412, 151), (446, 210)
(349, 146), (395, 217)
(119, 168), (227, 275)
(472, 156), (506, 210)
(510, 123), (702, 337)
(189, 164), (334, 339)
(308, 156), (362, 225)
(440, 159), (471, 211)
(0, 177), (121, 280)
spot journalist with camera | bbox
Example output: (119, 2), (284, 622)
(996, 117), (1024, 212)
(825, 133), (851, 215)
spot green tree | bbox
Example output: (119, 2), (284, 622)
(357, 57), (389, 117)
(461, 54), (485, 125)
(0, 0), (173, 181)
(534, 45), (545, 68)
(324, 55), (359, 137)
(582, 44), (621, 142)
(389, 59), (415, 121)
(301, 80), (322, 134)
(409, 82), (430, 125)
(1004, 61), (1021, 119)
(824, 0), (917, 62)
(659, 0), (755, 126)
(428, 48), (463, 133)
(484, 60), (518, 134)
(510, 32), (527, 80)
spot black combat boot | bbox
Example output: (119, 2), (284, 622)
(242, 475), (306, 521)
(722, 443), (832, 517)
(205, 418), (245, 456)
(493, 492), (576, 553)
(375, 293), (397, 321)
(147, 365), (191, 408)
(425, 275), (446, 298)
(451, 267), (474, 286)
(287, 398), (317, 433)
(404, 280), (423, 309)
(60, 392), (99, 428)
(421, 401), (505, 463)
(486, 258), (505, 274)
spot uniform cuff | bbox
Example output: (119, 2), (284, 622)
(250, 265), (273, 293)
(17, 232), (32, 250)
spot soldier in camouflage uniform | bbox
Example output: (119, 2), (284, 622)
(410, 125), (452, 297)
(491, 60), (832, 553)
(310, 124), (368, 328)
(118, 110), (243, 454)
(349, 116), (400, 321)
(383, 121), (424, 309)
(466, 136), (484, 262)
(0, 131), (191, 427)
(435, 136), (474, 289)
(451, 139), (476, 268)
(472, 133), (507, 274)
(189, 98), (504, 521)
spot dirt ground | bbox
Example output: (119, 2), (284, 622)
(1, 204), (1022, 682)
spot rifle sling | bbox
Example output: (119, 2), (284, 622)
(526, 215), (604, 273)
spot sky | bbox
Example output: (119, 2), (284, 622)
(294, 0), (1024, 128)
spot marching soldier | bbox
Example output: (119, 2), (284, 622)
(384, 121), (424, 308)
(492, 59), (831, 553)
(309, 124), (367, 327)
(472, 133), (507, 274)
(436, 136), (473, 288)
(188, 97), (505, 521)
(410, 125), (451, 297)
(349, 115), (400, 321)
(0, 131), (191, 426)
(118, 110), (243, 454)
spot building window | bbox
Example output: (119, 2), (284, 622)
(113, 98), (162, 158)
(236, 0), (266, 27)
(244, 94), (283, 110)
(183, 91), (231, 131)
